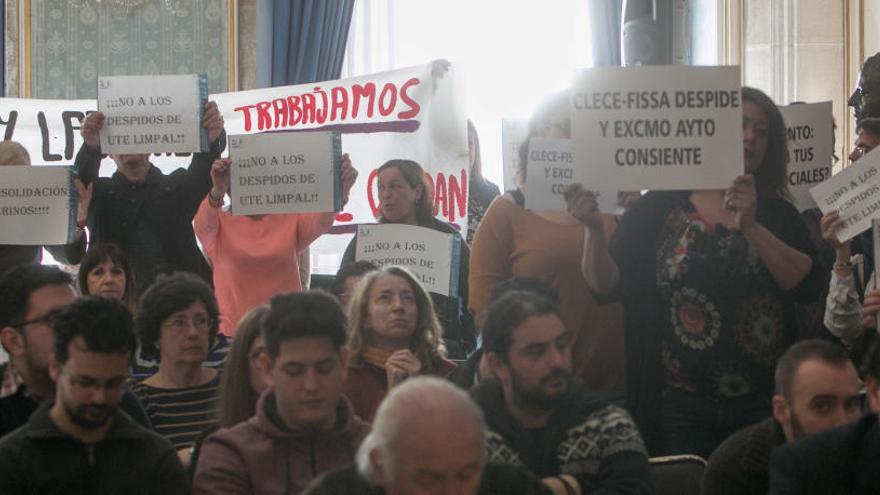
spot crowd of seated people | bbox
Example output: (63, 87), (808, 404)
(4, 53), (880, 495)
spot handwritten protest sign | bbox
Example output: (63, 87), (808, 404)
(525, 137), (618, 213)
(98, 74), (208, 154)
(355, 223), (460, 297)
(779, 102), (833, 212)
(809, 149), (880, 241)
(0, 166), (76, 245)
(502, 118), (529, 191)
(229, 131), (342, 215)
(212, 62), (469, 231)
(571, 65), (743, 191)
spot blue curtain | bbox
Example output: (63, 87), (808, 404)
(270, 0), (355, 86)
(1, 4), (5, 95)
(589, 0), (623, 67)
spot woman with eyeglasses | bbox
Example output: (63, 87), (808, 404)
(130, 271), (222, 467)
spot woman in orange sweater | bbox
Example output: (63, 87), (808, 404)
(469, 91), (627, 397)
(194, 156), (357, 335)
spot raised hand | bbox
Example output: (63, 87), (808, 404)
(80, 112), (106, 150)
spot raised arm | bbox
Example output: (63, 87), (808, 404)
(564, 184), (619, 295)
(194, 159), (230, 263)
(75, 111), (106, 186)
(727, 175), (813, 291)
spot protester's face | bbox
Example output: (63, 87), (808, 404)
(849, 130), (880, 162)
(86, 260), (126, 301)
(378, 167), (423, 224)
(51, 336), (129, 429)
(494, 314), (572, 410)
(156, 301), (212, 367)
(742, 101), (770, 174)
(366, 274), (418, 348)
(780, 359), (862, 441)
(15, 284), (76, 384)
(264, 337), (347, 430)
(379, 414), (486, 495)
(110, 154), (150, 178)
(248, 335), (268, 396)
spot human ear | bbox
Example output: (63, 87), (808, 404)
(0, 327), (25, 358)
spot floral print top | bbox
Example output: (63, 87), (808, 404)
(655, 206), (795, 399)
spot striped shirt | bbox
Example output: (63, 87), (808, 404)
(130, 373), (221, 450)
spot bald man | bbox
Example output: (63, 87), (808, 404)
(305, 376), (550, 495)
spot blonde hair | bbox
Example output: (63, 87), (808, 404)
(0, 141), (31, 166)
(346, 266), (445, 368)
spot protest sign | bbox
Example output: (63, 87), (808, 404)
(571, 65), (743, 191)
(355, 223), (460, 297)
(525, 137), (618, 213)
(809, 149), (880, 242)
(779, 101), (833, 212)
(0, 166), (76, 245)
(502, 118), (529, 191)
(874, 219), (880, 290)
(98, 74), (208, 154)
(211, 62), (469, 231)
(229, 131), (342, 215)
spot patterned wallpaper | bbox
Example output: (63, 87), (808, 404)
(28, 0), (230, 98)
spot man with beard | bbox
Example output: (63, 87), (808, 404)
(702, 339), (862, 495)
(472, 290), (652, 495)
(768, 338), (880, 494)
(0, 264), (148, 437)
(0, 296), (188, 494)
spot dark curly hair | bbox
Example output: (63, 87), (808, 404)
(135, 271), (219, 361)
(53, 296), (136, 366)
(0, 264), (71, 329)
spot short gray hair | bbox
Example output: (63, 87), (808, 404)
(355, 376), (487, 483)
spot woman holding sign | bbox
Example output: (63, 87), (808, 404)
(194, 155), (358, 336)
(343, 265), (455, 421)
(607, 87), (823, 457)
(469, 91), (627, 398)
(341, 159), (475, 358)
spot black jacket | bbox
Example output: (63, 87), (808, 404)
(702, 416), (785, 495)
(470, 380), (653, 495)
(769, 414), (880, 495)
(0, 400), (188, 495)
(74, 139), (222, 293)
(304, 462), (552, 495)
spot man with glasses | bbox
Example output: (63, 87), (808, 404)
(0, 264), (149, 437)
(0, 296), (188, 494)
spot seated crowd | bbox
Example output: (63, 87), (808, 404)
(3, 55), (880, 495)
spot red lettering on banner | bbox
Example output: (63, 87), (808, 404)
(368, 168), (468, 223)
(232, 77), (424, 132)
(398, 78), (421, 119)
(448, 169), (468, 220)
(366, 168), (380, 217)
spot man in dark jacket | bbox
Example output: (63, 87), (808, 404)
(0, 296), (187, 494)
(769, 338), (880, 494)
(193, 291), (369, 495)
(305, 376), (550, 495)
(0, 265), (149, 437)
(75, 101), (225, 293)
(473, 290), (652, 495)
(702, 339), (862, 495)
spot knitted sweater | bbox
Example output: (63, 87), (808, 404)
(470, 380), (652, 494)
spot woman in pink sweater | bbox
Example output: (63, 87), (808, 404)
(195, 156), (357, 335)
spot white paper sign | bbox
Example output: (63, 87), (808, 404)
(525, 137), (618, 213)
(98, 74), (208, 154)
(212, 63), (469, 232)
(355, 223), (460, 297)
(502, 118), (529, 191)
(779, 101), (834, 212)
(571, 65), (743, 191)
(809, 150), (880, 242)
(0, 166), (75, 245)
(229, 131), (342, 215)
